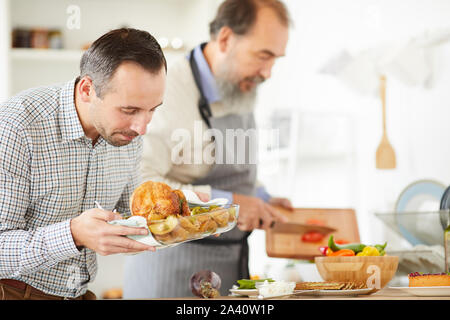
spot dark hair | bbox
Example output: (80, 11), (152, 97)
(79, 28), (167, 98)
(209, 0), (291, 39)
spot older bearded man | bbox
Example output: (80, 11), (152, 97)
(124, 0), (293, 298)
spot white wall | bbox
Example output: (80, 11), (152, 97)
(262, 0), (450, 234)
(10, 0), (220, 50)
(8, 0), (222, 96)
(289, 0), (450, 238)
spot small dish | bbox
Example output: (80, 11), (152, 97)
(254, 281), (296, 298)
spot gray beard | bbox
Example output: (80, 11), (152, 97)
(214, 76), (258, 112)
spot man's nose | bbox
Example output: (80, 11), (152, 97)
(259, 59), (275, 80)
(131, 115), (152, 136)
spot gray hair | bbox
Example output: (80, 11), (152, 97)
(209, 0), (292, 39)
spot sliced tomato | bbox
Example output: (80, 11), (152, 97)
(301, 231), (325, 243)
(305, 219), (326, 226)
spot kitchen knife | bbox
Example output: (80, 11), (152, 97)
(270, 221), (336, 235)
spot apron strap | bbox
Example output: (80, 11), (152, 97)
(189, 43), (213, 129)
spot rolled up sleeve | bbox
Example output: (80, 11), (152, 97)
(256, 186), (272, 203)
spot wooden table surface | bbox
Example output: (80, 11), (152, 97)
(158, 287), (450, 300)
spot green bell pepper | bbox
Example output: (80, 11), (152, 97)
(328, 235), (366, 254)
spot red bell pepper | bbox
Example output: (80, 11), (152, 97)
(318, 246), (328, 255)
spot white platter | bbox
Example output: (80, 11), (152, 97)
(293, 288), (374, 296)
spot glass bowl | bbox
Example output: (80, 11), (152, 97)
(147, 204), (239, 245)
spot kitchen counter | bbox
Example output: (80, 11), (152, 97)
(154, 287), (450, 300)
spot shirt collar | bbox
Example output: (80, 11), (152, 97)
(58, 78), (86, 142)
(190, 43), (221, 104)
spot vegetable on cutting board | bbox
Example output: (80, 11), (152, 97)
(301, 231), (325, 243)
(335, 239), (350, 245)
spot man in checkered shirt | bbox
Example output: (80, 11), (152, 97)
(0, 28), (166, 300)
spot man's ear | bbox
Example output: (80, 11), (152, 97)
(216, 26), (234, 53)
(77, 76), (96, 103)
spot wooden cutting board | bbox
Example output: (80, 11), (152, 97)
(266, 207), (360, 260)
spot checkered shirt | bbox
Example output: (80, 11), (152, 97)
(0, 79), (143, 298)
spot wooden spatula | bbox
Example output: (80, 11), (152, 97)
(376, 75), (396, 169)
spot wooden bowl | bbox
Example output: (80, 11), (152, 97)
(314, 256), (399, 292)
